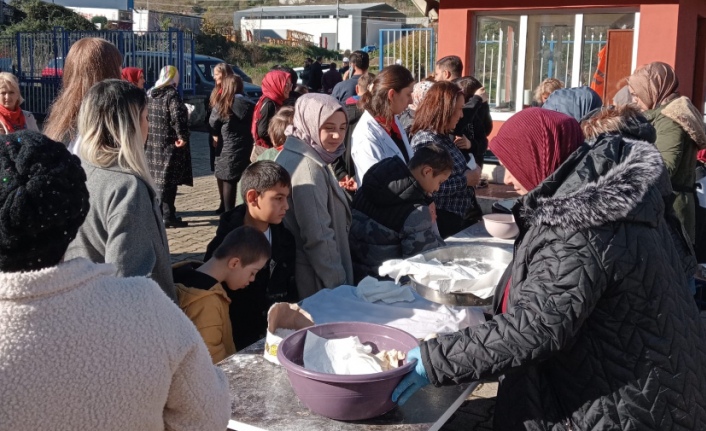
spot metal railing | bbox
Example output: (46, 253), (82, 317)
(0, 28), (196, 115)
(379, 28), (435, 81)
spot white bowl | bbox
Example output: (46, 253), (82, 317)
(483, 213), (519, 239)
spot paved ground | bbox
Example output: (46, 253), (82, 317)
(170, 131), (499, 427)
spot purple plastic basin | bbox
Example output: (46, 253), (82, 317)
(277, 321), (419, 421)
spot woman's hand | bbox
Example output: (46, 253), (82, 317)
(338, 175), (357, 192)
(175, 139), (187, 148)
(212, 136), (219, 148)
(391, 346), (429, 406)
(465, 167), (482, 187)
(475, 86), (489, 103)
(454, 135), (471, 150)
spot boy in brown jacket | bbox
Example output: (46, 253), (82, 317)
(173, 226), (271, 363)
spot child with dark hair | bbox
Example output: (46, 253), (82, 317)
(349, 144), (451, 281)
(174, 226), (271, 362)
(204, 160), (296, 349)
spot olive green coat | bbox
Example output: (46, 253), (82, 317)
(644, 102), (698, 243)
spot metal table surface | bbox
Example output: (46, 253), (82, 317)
(220, 223), (509, 431)
(221, 339), (477, 431)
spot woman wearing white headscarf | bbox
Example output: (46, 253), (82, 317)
(275, 93), (353, 299)
(145, 65), (193, 229)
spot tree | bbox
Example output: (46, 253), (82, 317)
(91, 16), (108, 29)
(1, 0), (95, 35)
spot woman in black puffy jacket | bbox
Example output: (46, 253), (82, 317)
(393, 107), (706, 430)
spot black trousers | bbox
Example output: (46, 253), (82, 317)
(161, 183), (178, 220)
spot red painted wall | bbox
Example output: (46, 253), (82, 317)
(438, 0), (705, 118)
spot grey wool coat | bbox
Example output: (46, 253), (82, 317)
(65, 162), (176, 301)
(275, 136), (354, 299)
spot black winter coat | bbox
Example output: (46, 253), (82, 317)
(421, 136), (706, 430)
(332, 101), (364, 182)
(453, 95), (493, 166)
(145, 86), (193, 192)
(349, 157), (444, 281)
(209, 96), (254, 181)
(204, 205), (297, 349)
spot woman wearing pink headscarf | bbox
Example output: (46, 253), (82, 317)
(628, 61), (706, 244)
(274, 93), (352, 299)
(392, 107), (706, 430)
(251, 70), (292, 161)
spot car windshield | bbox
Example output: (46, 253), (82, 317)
(196, 60), (218, 83)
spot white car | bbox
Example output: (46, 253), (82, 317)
(293, 64), (332, 85)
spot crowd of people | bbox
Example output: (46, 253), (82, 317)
(1, 35), (706, 430)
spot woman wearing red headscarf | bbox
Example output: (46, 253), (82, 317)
(251, 70), (292, 161)
(392, 108), (706, 430)
(121, 67), (145, 89)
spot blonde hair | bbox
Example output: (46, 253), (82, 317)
(534, 78), (564, 104)
(44, 38), (123, 143)
(78, 79), (155, 190)
(0, 72), (23, 107)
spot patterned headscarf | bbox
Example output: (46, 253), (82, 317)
(285, 93), (348, 164)
(627, 62), (679, 110)
(410, 80), (434, 111)
(489, 108), (584, 192)
(148, 65), (179, 95)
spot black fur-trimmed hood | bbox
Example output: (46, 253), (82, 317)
(520, 136), (667, 232)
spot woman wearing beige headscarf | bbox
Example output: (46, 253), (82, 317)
(275, 93), (353, 299)
(628, 61), (706, 244)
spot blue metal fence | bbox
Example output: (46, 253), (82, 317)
(379, 28), (435, 81)
(0, 28), (195, 115)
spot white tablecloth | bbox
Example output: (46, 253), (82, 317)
(300, 284), (486, 339)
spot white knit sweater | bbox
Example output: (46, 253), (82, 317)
(0, 258), (231, 431)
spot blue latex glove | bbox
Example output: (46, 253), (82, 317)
(391, 346), (429, 406)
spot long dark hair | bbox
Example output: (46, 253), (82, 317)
(208, 63), (234, 109)
(214, 75), (244, 120)
(454, 76), (482, 102)
(359, 65), (414, 125)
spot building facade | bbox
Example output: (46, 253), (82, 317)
(234, 3), (406, 51)
(437, 0), (706, 127)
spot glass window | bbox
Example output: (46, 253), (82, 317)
(523, 14), (575, 103)
(475, 16), (521, 112)
(579, 13), (634, 87)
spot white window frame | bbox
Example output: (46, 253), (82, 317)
(473, 9), (640, 122)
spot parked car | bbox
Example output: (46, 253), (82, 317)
(123, 52), (262, 102)
(292, 63), (332, 86)
(41, 58), (64, 78)
(360, 45), (378, 53)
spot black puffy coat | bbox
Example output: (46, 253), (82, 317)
(349, 157), (444, 281)
(421, 136), (706, 430)
(453, 95), (493, 166)
(209, 96), (254, 181)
